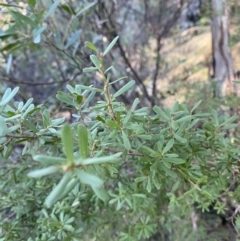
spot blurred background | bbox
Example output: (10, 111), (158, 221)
(1, 0), (240, 240)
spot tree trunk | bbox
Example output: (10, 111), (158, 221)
(211, 0), (235, 96)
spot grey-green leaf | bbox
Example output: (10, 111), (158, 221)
(45, 173), (71, 208)
(62, 125), (74, 165)
(78, 124), (89, 159)
(122, 130), (131, 150)
(44, 0), (61, 20)
(0, 87), (19, 106)
(103, 36), (119, 56)
(80, 153), (121, 165)
(75, 169), (103, 187)
(92, 186), (109, 201)
(28, 166), (59, 178)
(162, 139), (174, 154)
(34, 155), (66, 165)
(113, 80), (135, 98)
(90, 55), (101, 68)
(0, 116), (7, 136)
(85, 41), (98, 52)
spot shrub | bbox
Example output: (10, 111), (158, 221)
(0, 37), (240, 241)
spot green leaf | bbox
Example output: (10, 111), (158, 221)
(62, 125), (74, 165)
(0, 87), (19, 106)
(83, 66), (98, 73)
(32, 24), (47, 44)
(175, 115), (193, 123)
(172, 179), (181, 191)
(123, 111), (131, 126)
(132, 193), (146, 198)
(27, 0), (36, 7)
(137, 135), (152, 140)
(20, 98), (33, 112)
(222, 124), (238, 130)
(147, 177), (151, 192)
(103, 36), (119, 56)
(220, 116), (237, 126)
(135, 176), (147, 183)
(122, 130), (131, 150)
(0, 3), (21, 8)
(191, 100), (202, 113)
(75, 85), (103, 92)
(106, 119), (120, 128)
(211, 109), (219, 126)
(9, 10), (35, 27)
(113, 80), (135, 98)
(90, 54), (101, 68)
(0, 42), (22, 53)
(44, 0), (61, 20)
(6, 124), (20, 134)
(79, 153), (121, 165)
(6, 54), (12, 74)
(153, 106), (170, 120)
(163, 158), (185, 164)
(162, 139), (174, 154)
(75, 169), (103, 187)
(42, 109), (51, 128)
(75, 1), (97, 17)
(92, 186), (109, 201)
(78, 124), (89, 159)
(131, 98), (139, 111)
(28, 166), (59, 178)
(76, 95), (83, 105)
(0, 116), (7, 136)
(34, 155), (66, 165)
(50, 117), (65, 126)
(56, 91), (74, 105)
(45, 173), (71, 208)
(109, 76), (127, 85)
(60, 4), (76, 15)
(96, 115), (105, 123)
(139, 146), (156, 155)
(65, 30), (82, 49)
(174, 134), (187, 143)
(161, 165), (177, 178)
(21, 104), (34, 120)
(58, 178), (79, 200)
(85, 41), (98, 52)
(163, 159), (171, 169)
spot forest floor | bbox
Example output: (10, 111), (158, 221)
(156, 24), (240, 108)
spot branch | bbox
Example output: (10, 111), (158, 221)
(96, 2), (152, 103)
(105, 147), (143, 157)
(0, 72), (82, 86)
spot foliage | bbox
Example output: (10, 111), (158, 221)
(0, 35), (239, 240)
(0, 0), (186, 107)
(0, 1), (240, 241)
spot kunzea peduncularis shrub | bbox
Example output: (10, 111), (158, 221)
(0, 37), (240, 241)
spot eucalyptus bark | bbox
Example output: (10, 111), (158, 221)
(211, 0), (235, 96)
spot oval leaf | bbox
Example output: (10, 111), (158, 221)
(75, 169), (103, 187)
(85, 41), (98, 52)
(113, 80), (135, 98)
(45, 173), (71, 208)
(28, 166), (59, 178)
(122, 130), (131, 150)
(90, 54), (101, 68)
(0, 116), (7, 136)
(162, 139), (174, 154)
(103, 36), (119, 56)
(62, 124), (74, 165)
(34, 155), (66, 165)
(78, 124), (89, 159)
